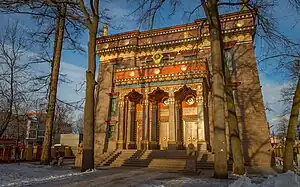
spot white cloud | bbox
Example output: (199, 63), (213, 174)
(261, 82), (287, 126)
(58, 62), (85, 104)
(17, 49), (86, 114)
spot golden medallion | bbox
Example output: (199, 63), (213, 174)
(152, 52), (163, 64)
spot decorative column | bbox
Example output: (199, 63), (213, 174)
(196, 85), (206, 151)
(126, 100), (132, 149)
(175, 100), (183, 149)
(117, 97), (125, 149)
(168, 88), (177, 149)
(149, 102), (159, 149)
(127, 101), (136, 149)
(142, 94), (150, 149)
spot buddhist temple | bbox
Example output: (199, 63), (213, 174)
(94, 10), (272, 170)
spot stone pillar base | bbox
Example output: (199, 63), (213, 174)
(117, 141), (124, 149)
(127, 141), (136, 149)
(176, 141), (184, 150)
(141, 141), (149, 150)
(185, 156), (197, 173)
(197, 141), (207, 152)
(149, 141), (159, 149)
(168, 141), (177, 150)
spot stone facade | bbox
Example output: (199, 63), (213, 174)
(94, 11), (272, 168)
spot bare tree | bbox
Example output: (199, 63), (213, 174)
(283, 77), (300, 171)
(276, 118), (289, 141)
(73, 113), (83, 134)
(281, 57), (300, 171)
(0, 20), (32, 137)
(53, 101), (74, 137)
(78, 0), (99, 172)
(40, 3), (67, 164)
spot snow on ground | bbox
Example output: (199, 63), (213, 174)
(139, 171), (300, 187)
(0, 163), (95, 187)
(229, 171), (300, 187)
(1, 163), (299, 187)
(139, 177), (235, 187)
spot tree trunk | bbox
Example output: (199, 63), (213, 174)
(283, 78), (300, 172)
(81, 27), (98, 171)
(40, 3), (66, 164)
(224, 64), (245, 175)
(202, 0), (228, 178)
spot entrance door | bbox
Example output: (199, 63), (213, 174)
(159, 121), (168, 150)
(183, 120), (198, 149)
(159, 102), (169, 150)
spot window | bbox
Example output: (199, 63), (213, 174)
(224, 50), (234, 71)
(110, 98), (118, 116)
(31, 121), (38, 129)
(28, 130), (37, 139)
(38, 130), (45, 137)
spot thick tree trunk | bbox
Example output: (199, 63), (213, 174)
(224, 65), (245, 175)
(202, 0), (228, 178)
(81, 28), (98, 171)
(283, 78), (300, 172)
(40, 3), (66, 164)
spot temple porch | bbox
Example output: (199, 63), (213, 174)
(115, 83), (210, 152)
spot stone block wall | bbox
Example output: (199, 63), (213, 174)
(94, 62), (114, 165)
(233, 42), (272, 167)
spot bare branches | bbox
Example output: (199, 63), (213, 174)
(217, 0), (250, 7)
(0, 20), (33, 136)
(128, 0), (173, 29)
(79, 0), (92, 28)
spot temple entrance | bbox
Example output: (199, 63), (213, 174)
(124, 89), (143, 149)
(148, 88), (168, 150)
(158, 98), (169, 150)
(175, 86), (198, 149)
(118, 84), (206, 151)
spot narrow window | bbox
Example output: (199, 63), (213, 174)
(224, 49), (233, 72)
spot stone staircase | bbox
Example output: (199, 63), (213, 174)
(98, 149), (232, 171)
(197, 152), (233, 170)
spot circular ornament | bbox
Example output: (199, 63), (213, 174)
(146, 38), (152, 44)
(162, 98), (169, 106)
(124, 39), (130, 45)
(102, 43), (109, 49)
(184, 31), (190, 38)
(153, 68), (160, 74)
(180, 65), (187, 71)
(152, 52), (163, 64)
(129, 71), (135, 77)
(236, 20), (244, 27)
(186, 96), (195, 105)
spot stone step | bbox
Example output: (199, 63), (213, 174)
(148, 159), (187, 170)
(101, 149), (230, 171)
(99, 151), (120, 166)
(196, 161), (233, 170)
(103, 151), (122, 166)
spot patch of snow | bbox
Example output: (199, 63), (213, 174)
(229, 171), (300, 187)
(0, 163), (95, 187)
(140, 171), (300, 187)
(229, 176), (259, 187)
(139, 177), (233, 187)
(260, 170), (300, 187)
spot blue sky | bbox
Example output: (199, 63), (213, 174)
(0, 0), (298, 129)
